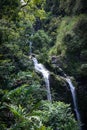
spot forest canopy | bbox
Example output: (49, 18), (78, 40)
(0, 0), (87, 130)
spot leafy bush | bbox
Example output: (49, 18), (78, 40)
(32, 30), (52, 53)
(33, 101), (79, 130)
(45, 0), (87, 15)
(3, 83), (46, 110)
(1, 101), (78, 130)
(7, 104), (51, 130)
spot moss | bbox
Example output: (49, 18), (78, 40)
(49, 14), (87, 76)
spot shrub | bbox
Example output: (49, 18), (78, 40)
(33, 101), (79, 130)
(32, 30), (51, 53)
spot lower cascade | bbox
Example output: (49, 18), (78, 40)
(32, 57), (52, 101)
(66, 77), (82, 130)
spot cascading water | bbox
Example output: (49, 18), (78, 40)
(32, 57), (52, 101)
(29, 33), (33, 55)
(66, 77), (82, 130)
(29, 41), (32, 55)
(51, 57), (82, 129)
(30, 44), (82, 128)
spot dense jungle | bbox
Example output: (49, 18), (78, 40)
(0, 0), (87, 130)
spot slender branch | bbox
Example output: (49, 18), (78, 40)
(21, 0), (30, 8)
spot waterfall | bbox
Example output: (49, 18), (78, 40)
(29, 33), (33, 55)
(29, 41), (32, 55)
(32, 57), (52, 101)
(51, 59), (82, 129)
(31, 54), (82, 128)
(66, 77), (82, 130)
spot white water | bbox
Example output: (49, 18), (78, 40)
(66, 78), (82, 129)
(32, 57), (52, 101)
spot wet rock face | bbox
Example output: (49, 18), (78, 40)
(50, 56), (67, 77)
(51, 56), (63, 66)
(77, 79), (87, 130)
(50, 73), (71, 103)
(51, 56), (58, 64)
(45, 56), (87, 129)
(45, 57), (71, 102)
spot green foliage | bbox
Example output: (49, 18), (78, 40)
(78, 64), (87, 77)
(0, 82), (46, 129)
(49, 16), (78, 55)
(0, 0), (86, 129)
(45, 0), (87, 15)
(19, 0), (47, 23)
(4, 83), (46, 109)
(29, 0), (47, 20)
(0, 17), (34, 88)
(64, 15), (87, 55)
(43, 16), (61, 47)
(33, 101), (79, 130)
(49, 15), (87, 76)
(7, 104), (44, 130)
(0, 0), (20, 20)
(0, 99), (78, 130)
(32, 30), (52, 53)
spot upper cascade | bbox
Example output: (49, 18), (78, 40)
(32, 57), (52, 101)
